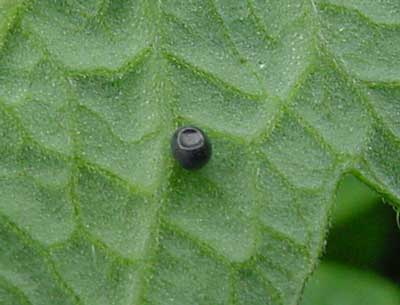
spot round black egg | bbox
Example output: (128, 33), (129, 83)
(171, 126), (212, 170)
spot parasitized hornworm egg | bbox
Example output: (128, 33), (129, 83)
(171, 126), (212, 170)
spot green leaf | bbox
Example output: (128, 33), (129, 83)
(0, 1), (399, 305)
(326, 175), (397, 271)
(301, 262), (400, 305)
(333, 174), (381, 225)
(327, 203), (394, 272)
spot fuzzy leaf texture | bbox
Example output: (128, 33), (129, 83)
(0, 1), (399, 305)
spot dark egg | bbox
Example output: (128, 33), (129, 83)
(171, 126), (212, 170)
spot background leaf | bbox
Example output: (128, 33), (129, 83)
(332, 175), (381, 225)
(301, 262), (400, 305)
(0, 1), (399, 305)
(326, 175), (393, 270)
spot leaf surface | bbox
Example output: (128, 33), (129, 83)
(0, 1), (399, 305)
